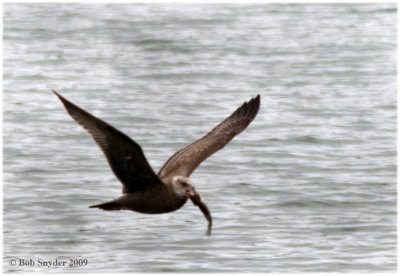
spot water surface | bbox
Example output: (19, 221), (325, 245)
(3, 3), (396, 273)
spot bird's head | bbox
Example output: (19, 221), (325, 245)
(172, 176), (196, 198)
(171, 176), (212, 235)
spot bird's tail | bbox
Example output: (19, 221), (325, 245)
(89, 200), (122, 211)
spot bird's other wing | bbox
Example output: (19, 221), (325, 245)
(53, 91), (163, 193)
(158, 95), (260, 180)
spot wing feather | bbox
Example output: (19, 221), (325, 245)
(53, 91), (163, 193)
(158, 95), (260, 180)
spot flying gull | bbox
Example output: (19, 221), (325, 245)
(53, 91), (260, 235)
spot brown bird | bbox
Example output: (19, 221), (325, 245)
(53, 91), (260, 235)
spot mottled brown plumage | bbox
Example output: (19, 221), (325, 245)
(158, 95), (260, 181)
(53, 90), (260, 235)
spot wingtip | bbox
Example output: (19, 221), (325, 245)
(247, 94), (260, 106)
(253, 94), (261, 103)
(52, 90), (70, 105)
(248, 94), (261, 121)
(233, 95), (261, 122)
(52, 89), (63, 100)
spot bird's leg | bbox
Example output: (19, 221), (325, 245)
(186, 187), (212, 236)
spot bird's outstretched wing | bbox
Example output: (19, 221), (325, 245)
(53, 91), (163, 193)
(158, 95), (260, 180)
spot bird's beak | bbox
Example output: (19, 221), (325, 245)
(188, 189), (212, 236)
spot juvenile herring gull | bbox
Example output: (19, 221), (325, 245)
(53, 91), (260, 235)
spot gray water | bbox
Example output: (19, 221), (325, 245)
(3, 3), (397, 273)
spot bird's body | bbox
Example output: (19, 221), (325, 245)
(92, 184), (187, 214)
(54, 91), (260, 235)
